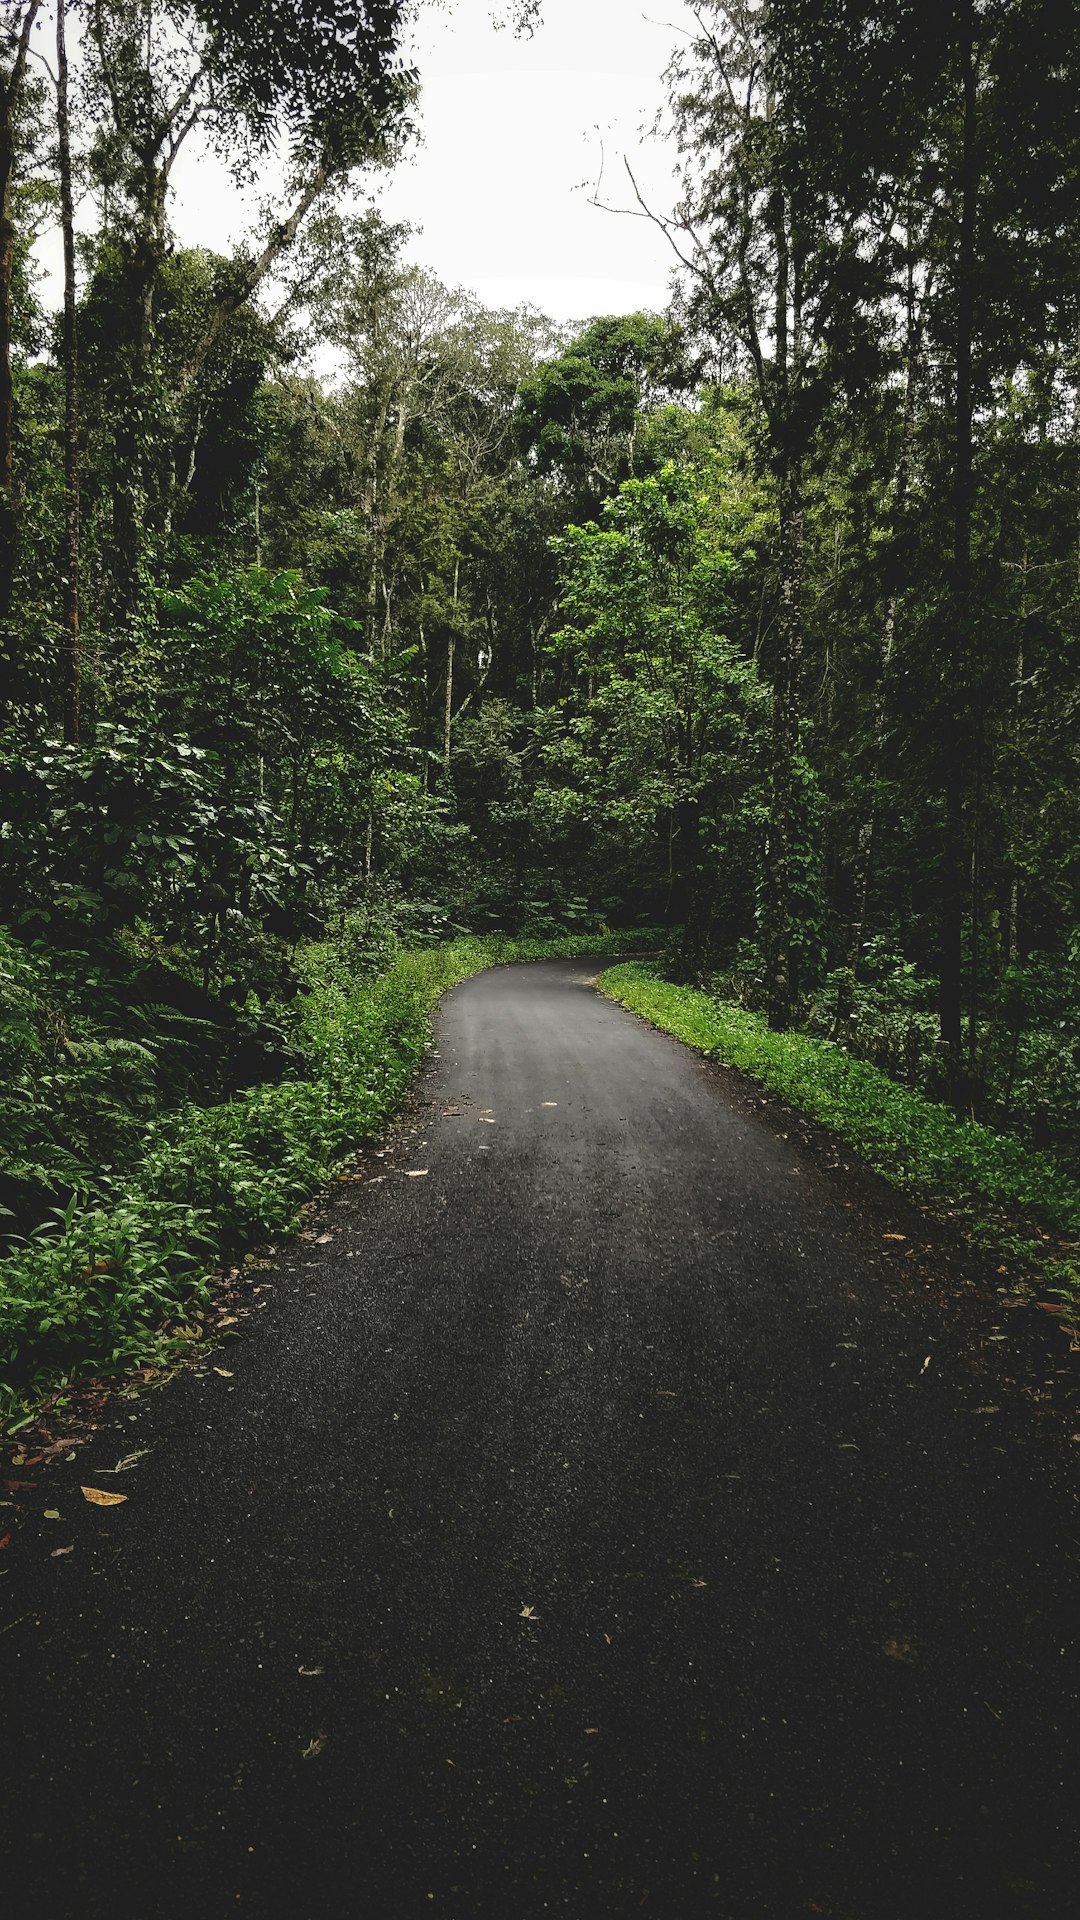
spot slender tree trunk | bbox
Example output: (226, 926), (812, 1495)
(835, 250), (923, 1033)
(56, 0), (80, 742)
(442, 556), (459, 772)
(442, 631), (455, 771)
(1005, 585), (1025, 967)
(968, 761), (982, 1087)
(764, 454), (804, 1030)
(418, 610), (429, 787)
(112, 176), (167, 627)
(762, 164), (804, 1031)
(940, 15), (979, 1102)
(0, 0), (41, 659)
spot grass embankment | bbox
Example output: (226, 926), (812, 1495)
(0, 931), (656, 1420)
(600, 963), (1080, 1319)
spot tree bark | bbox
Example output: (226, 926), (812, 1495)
(939, 13), (979, 1105)
(0, 0), (41, 659)
(834, 245), (924, 1034)
(764, 454), (804, 1029)
(442, 555), (459, 772)
(56, 0), (80, 741)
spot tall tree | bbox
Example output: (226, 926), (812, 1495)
(659, 2), (898, 1024)
(55, 0), (79, 741)
(0, 0), (40, 646)
(82, 0), (413, 622)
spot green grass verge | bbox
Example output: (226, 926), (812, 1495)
(0, 931), (657, 1420)
(600, 963), (1080, 1316)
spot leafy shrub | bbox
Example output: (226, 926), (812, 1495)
(807, 943), (943, 1094)
(0, 1194), (211, 1387)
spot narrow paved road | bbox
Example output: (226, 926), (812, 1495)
(3, 961), (1079, 1918)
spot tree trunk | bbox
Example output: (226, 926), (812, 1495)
(939, 14), (979, 1103)
(835, 246), (923, 1034)
(111, 175), (167, 627)
(442, 630), (455, 772)
(442, 556), (459, 773)
(761, 157), (804, 1032)
(0, 0), (41, 659)
(56, 0), (80, 742)
(764, 456), (804, 1030)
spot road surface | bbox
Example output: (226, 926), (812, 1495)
(2, 959), (1078, 1917)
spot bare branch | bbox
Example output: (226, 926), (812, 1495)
(3, 0), (42, 113)
(180, 161), (330, 395)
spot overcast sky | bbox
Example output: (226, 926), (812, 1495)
(165, 0), (688, 331)
(374, 0), (687, 322)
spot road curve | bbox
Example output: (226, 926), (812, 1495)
(2, 959), (1078, 1918)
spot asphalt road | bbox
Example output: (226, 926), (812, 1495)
(2, 959), (1079, 1919)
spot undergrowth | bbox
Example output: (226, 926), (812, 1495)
(0, 931), (657, 1420)
(600, 963), (1080, 1318)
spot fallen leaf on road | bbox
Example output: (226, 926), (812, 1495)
(479, 1117), (496, 1124)
(541, 1102), (558, 1108)
(51, 1547), (73, 1557)
(213, 1368), (234, 1378)
(972, 1406), (1001, 1414)
(0, 1534), (10, 1550)
(298, 1666), (324, 1677)
(883, 1635), (918, 1665)
(406, 1170), (429, 1177)
(584, 1727), (598, 1735)
(1036, 1302), (1064, 1314)
(301, 1733), (326, 1759)
(882, 1232), (907, 1242)
(316, 1233), (334, 1244)
(43, 1509), (60, 1520)
(218, 1315), (238, 1327)
(919, 1355), (932, 1374)
(81, 1487), (127, 1507)
(3, 1480), (36, 1493)
(519, 1605), (539, 1620)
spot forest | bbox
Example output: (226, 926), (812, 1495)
(3, 0), (1080, 1407)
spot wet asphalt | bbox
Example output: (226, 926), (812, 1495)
(1, 958), (1079, 1919)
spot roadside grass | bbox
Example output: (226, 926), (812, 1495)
(600, 963), (1080, 1323)
(0, 930), (658, 1423)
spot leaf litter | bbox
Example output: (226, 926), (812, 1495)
(99, 1448), (151, 1474)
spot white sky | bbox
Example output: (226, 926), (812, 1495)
(374, 0), (687, 322)
(165, 0), (688, 330)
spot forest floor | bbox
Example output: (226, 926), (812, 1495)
(1, 959), (1078, 1918)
